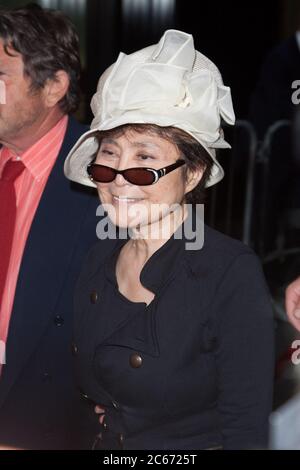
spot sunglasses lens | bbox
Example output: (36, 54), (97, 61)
(125, 168), (155, 185)
(88, 164), (115, 183)
(87, 165), (156, 185)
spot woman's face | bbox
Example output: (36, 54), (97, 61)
(95, 129), (203, 229)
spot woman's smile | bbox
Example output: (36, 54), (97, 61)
(111, 194), (145, 204)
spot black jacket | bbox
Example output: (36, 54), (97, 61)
(73, 223), (275, 450)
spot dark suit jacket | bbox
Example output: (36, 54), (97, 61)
(0, 116), (99, 449)
(73, 223), (275, 450)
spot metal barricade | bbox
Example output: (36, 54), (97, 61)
(256, 119), (300, 262)
(207, 119), (257, 246)
(256, 120), (300, 328)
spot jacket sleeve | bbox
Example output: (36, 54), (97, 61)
(212, 251), (275, 449)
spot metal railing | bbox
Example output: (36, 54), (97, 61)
(208, 119), (258, 246)
(208, 118), (299, 263)
(255, 120), (300, 263)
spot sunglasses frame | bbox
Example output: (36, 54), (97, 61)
(87, 159), (186, 186)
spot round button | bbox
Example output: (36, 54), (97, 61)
(90, 291), (99, 304)
(103, 421), (108, 430)
(71, 343), (78, 356)
(54, 315), (64, 327)
(129, 353), (143, 368)
(119, 433), (124, 446)
(112, 401), (119, 409)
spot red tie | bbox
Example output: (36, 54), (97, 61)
(0, 159), (25, 308)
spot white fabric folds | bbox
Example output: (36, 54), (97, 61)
(64, 29), (235, 188)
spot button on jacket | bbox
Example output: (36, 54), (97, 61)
(73, 223), (275, 450)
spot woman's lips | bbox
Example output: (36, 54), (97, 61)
(112, 195), (144, 204)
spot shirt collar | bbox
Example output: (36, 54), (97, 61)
(0, 115), (68, 181)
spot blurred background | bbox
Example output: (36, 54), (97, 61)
(1, 0), (298, 121)
(1, 0), (300, 424)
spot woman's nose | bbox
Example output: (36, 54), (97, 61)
(114, 156), (133, 186)
(114, 172), (129, 186)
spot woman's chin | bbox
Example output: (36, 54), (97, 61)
(104, 202), (148, 228)
(110, 217), (146, 230)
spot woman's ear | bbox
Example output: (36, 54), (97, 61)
(184, 166), (205, 195)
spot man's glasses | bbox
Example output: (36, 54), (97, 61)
(87, 159), (186, 186)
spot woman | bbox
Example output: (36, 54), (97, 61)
(64, 30), (274, 450)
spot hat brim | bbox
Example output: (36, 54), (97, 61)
(64, 117), (225, 189)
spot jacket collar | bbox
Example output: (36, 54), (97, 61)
(104, 206), (205, 295)
(84, 207), (207, 360)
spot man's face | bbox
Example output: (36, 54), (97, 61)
(0, 39), (48, 148)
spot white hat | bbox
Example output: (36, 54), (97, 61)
(64, 29), (235, 188)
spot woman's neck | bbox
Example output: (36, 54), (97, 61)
(128, 204), (188, 263)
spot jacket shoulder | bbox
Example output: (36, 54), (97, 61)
(204, 224), (254, 257)
(186, 224), (259, 278)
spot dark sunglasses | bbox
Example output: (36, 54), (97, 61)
(87, 159), (186, 186)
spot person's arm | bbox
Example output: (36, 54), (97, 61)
(213, 252), (275, 449)
(285, 276), (300, 332)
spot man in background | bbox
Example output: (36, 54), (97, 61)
(0, 4), (98, 449)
